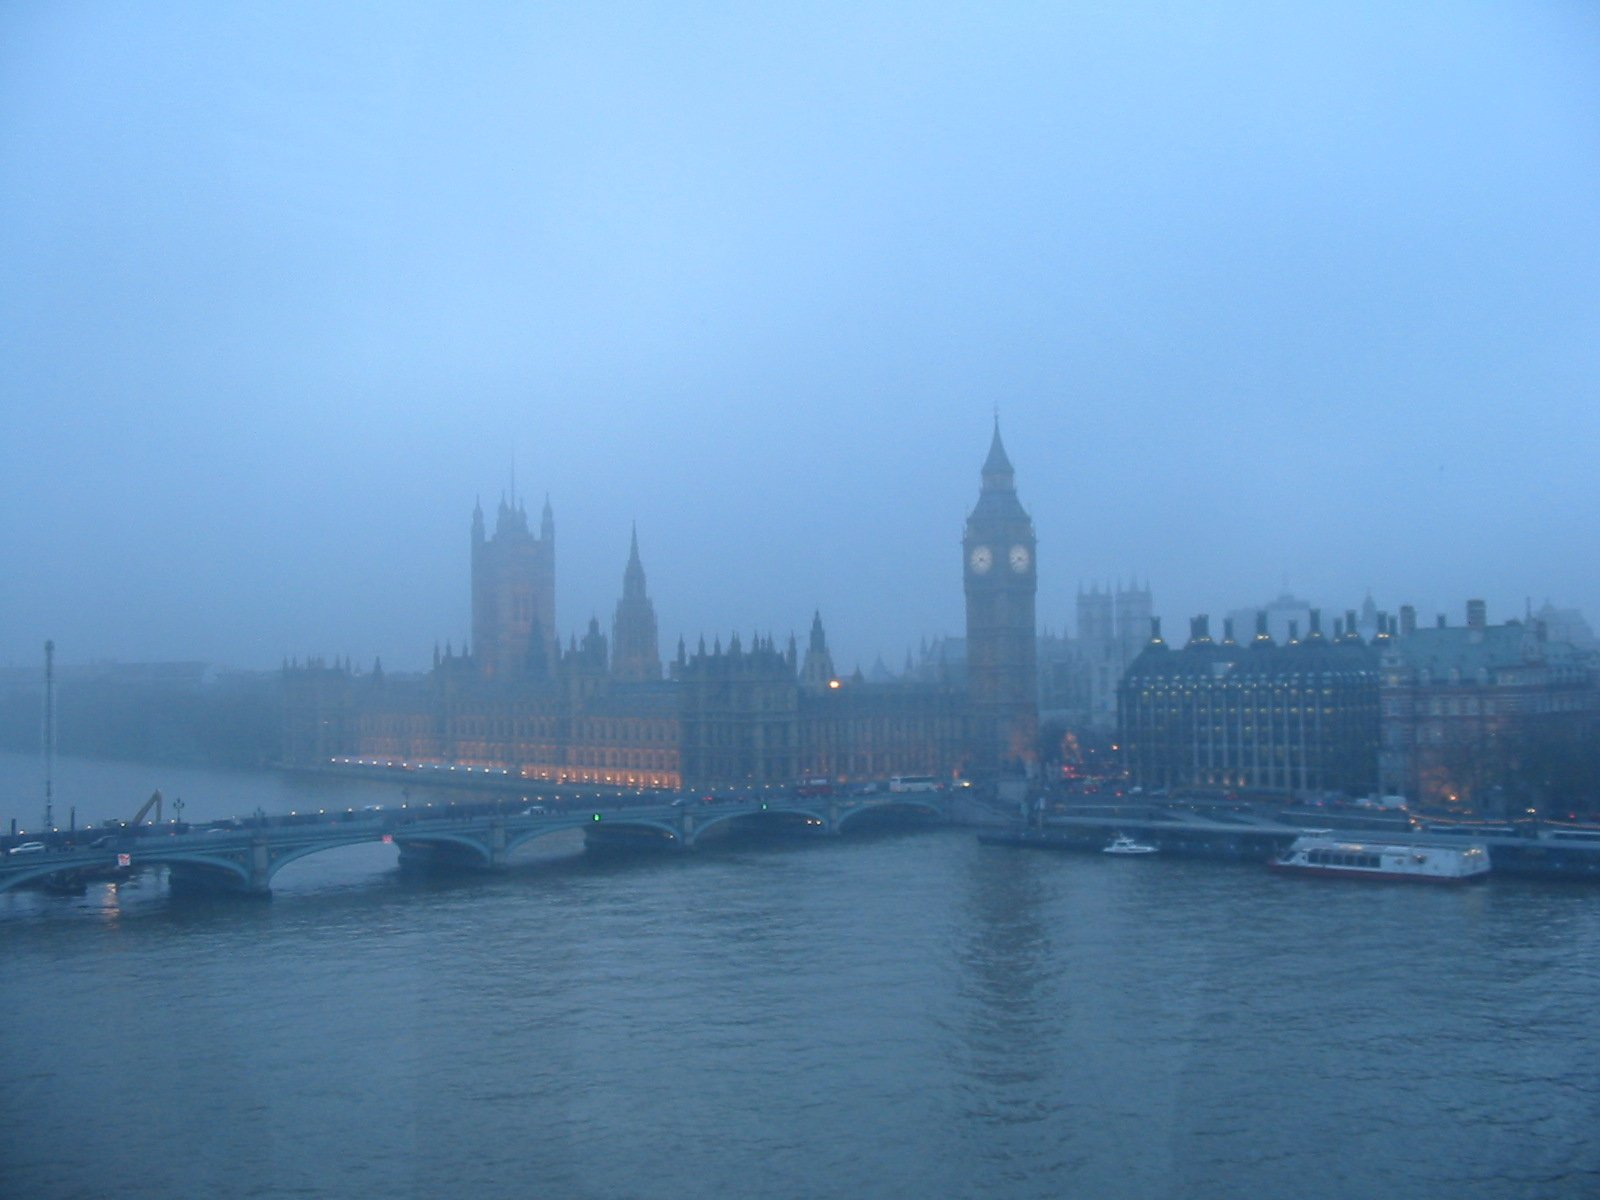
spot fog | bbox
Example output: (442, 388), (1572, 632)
(3, 2), (1597, 674)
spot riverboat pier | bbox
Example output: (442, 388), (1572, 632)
(979, 804), (1600, 882)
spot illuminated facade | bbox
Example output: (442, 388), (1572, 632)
(284, 439), (994, 788)
(1118, 611), (1382, 795)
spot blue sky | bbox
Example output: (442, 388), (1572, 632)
(3, 2), (1597, 672)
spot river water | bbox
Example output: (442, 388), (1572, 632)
(2, 753), (1597, 1199)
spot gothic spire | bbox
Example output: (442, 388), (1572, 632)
(981, 416), (1015, 490)
(612, 524), (660, 680)
(801, 610), (836, 690)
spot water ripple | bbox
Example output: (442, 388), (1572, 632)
(3, 828), (1597, 1198)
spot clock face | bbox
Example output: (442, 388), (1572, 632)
(969, 545), (993, 574)
(1009, 544), (1031, 573)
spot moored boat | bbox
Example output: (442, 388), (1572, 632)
(1271, 836), (1489, 883)
(1103, 834), (1158, 856)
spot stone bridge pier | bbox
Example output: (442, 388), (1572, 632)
(166, 838), (274, 898)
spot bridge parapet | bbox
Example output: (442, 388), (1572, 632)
(0, 792), (947, 897)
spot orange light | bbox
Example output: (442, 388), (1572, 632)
(828, 679), (841, 690)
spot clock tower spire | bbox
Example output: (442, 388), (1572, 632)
(963, 418), (1038, 776)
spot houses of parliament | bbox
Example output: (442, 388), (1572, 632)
(282, 426), (1040, 789)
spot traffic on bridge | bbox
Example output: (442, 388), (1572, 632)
(2, 777), (957, 898)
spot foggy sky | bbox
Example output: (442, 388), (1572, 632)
(3, 3), (1598, 676)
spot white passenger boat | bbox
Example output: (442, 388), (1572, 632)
(1103, 834), (1158, 856)
(1271, 836), (1489, 883)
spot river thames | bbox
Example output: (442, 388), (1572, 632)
(2, 754), (1597, 1199)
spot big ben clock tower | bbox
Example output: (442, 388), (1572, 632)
(963, 420), (1038, 775)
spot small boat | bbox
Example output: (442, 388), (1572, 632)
(1271, 836), (1489, 883)
(1103, 834), (1158, 856)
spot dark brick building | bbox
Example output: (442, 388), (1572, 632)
(1378, 601), (1599, 813)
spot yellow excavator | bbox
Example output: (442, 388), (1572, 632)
(129, 790), (163, 827)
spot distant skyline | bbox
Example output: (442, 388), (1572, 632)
(4, 3), (1598, 674)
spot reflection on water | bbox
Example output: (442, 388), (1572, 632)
(2, 759), (1598, 1199)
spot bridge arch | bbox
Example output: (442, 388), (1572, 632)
(263, 833), (396, 882)
(834, 798), (941, 833)
(686, 803), (831, 844)
(141, 849), (256, 890)
(0, 859), (126, 895)
(503, 819), (619, 855)
(579, 815), (687, 846)
(391, 830), (497, 868)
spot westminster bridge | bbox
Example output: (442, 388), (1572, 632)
(0, 790), (947, 898)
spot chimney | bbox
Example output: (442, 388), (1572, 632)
(1467, 599), (1486, 630)
(1399, 605), (1416, 637)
